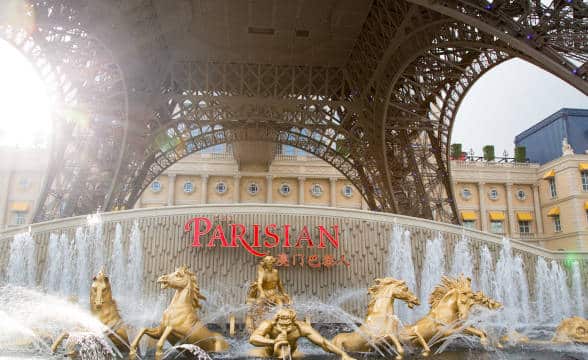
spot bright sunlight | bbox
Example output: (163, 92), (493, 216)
(0, 38), (51, 147)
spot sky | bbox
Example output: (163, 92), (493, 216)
(453, 58), (588, 157)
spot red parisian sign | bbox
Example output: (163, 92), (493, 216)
(184, 216), (340, 257)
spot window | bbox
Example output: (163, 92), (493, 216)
(183, 181), (194, 194)
(14, 211), (26, 225)
(490, 220), (504, 234)
(342, 185), (353, 198)
(247, 182), (259, 196)
(215, 181), (227, 194)
(279, 183), (291, 196)
(549, 178), (557, 198)
(519, 221), (530, 234)
(582, 172), (588, 192)
(462, 220), (476, 229)
(488, 188), (498, 200)
(310, 184), (323, 197)
(18, 178), (29, 190)
(461, 188), (472, 200)
(516, 189), (526, 201)
(151, 180), (162, 193)
(553, 215), (562, 233)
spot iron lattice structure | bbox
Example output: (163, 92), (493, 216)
(0, 0), (586, 223)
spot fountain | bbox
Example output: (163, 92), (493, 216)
(0, 210), (587, 359)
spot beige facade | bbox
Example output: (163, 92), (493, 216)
(2, 147), (587, 251)
(0, 147), (48, 229)
(452, 153), (588, 251)
(135, 152), (367, 211)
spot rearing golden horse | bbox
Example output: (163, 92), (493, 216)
(332, 278), (420, 360)
(129, 265), (228, 360)
(51, 269), (130, 355)
(399, 275), (501, 357)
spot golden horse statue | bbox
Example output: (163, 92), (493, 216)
(129, 265), (228, 360)
(552, 316), (588, 344)
(246, 255), (291, 333)
(399, 275), (501, 357)
(51, 269), (130, 355)
(332, 278), (420, 360)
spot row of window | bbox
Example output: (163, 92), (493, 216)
(460, 171), (588, 203)
(463, 216), (563, 234)
(150, 180), (354, 198)
(545, 170), (588, 199)
(461, 187), (527, 201)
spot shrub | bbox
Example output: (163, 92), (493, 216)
(450, 143), (462, 160)
(514, 146), (526, 162)
(483, 145), (495, 161)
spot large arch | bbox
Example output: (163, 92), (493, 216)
(0, 0), (584, 223)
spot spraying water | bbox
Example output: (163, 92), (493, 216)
(571, 261), (585, 317)
(109, 223), (125, 298)
(7, 231), (36, 287)
(387, 225), (417, 323)
(449, 235), (474, 283)
(417, 233), (445, 318)
(478, 245), (495, 299)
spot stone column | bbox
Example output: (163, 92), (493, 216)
(505, 182), (516, 237)
(0, 170), (11, 229)
(200, 175), (209, 204)
(298, 177), (305, 205)
(329, 178), (337, 207)
(266, 175), (273, 203)
(134, 196), (142, 209)
(167, 173), (176, 206)
(477, 182), (487, 232)
(533, 184), (544, 236)
(233, 175), (241, 203)
(361, 198), (369, 210)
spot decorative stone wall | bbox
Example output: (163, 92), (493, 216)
(0, 205), (586, 318)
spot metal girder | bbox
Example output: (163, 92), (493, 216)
(0, 0), (585, 222)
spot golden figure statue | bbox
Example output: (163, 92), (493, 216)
(398, 275), (501, 357)
(331, 278), (420, 360)
(552, 317), (588, 344)
(249, 307), (355, 360)
(51, 269), (129, 355)
(246, 255), (291, 333)
(129, 265), (228, 360)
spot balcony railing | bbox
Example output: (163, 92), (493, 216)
(451, 159), (539, 169)
(518, 233), (536, 240)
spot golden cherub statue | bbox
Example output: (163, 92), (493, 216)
(51, 268), (130, 355)
(249, 307), (355, 360)
(129, 265), (228, 360)
(246, 255), (291, 332)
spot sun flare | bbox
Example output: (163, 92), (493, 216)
(0, 38), (52, 147)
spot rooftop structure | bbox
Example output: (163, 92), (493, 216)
(515, 108), (588, 164)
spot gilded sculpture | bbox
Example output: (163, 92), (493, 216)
(552, 317), (588, 344)
(332, 275), (502, 359)
(129, 265), (228, 360)
(51, 269), (129, 355)
(399, 276), (501, 357)
(249, 307), (355, 360)
(246, 255), (291, 333)
(332, 278), (420, 359)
